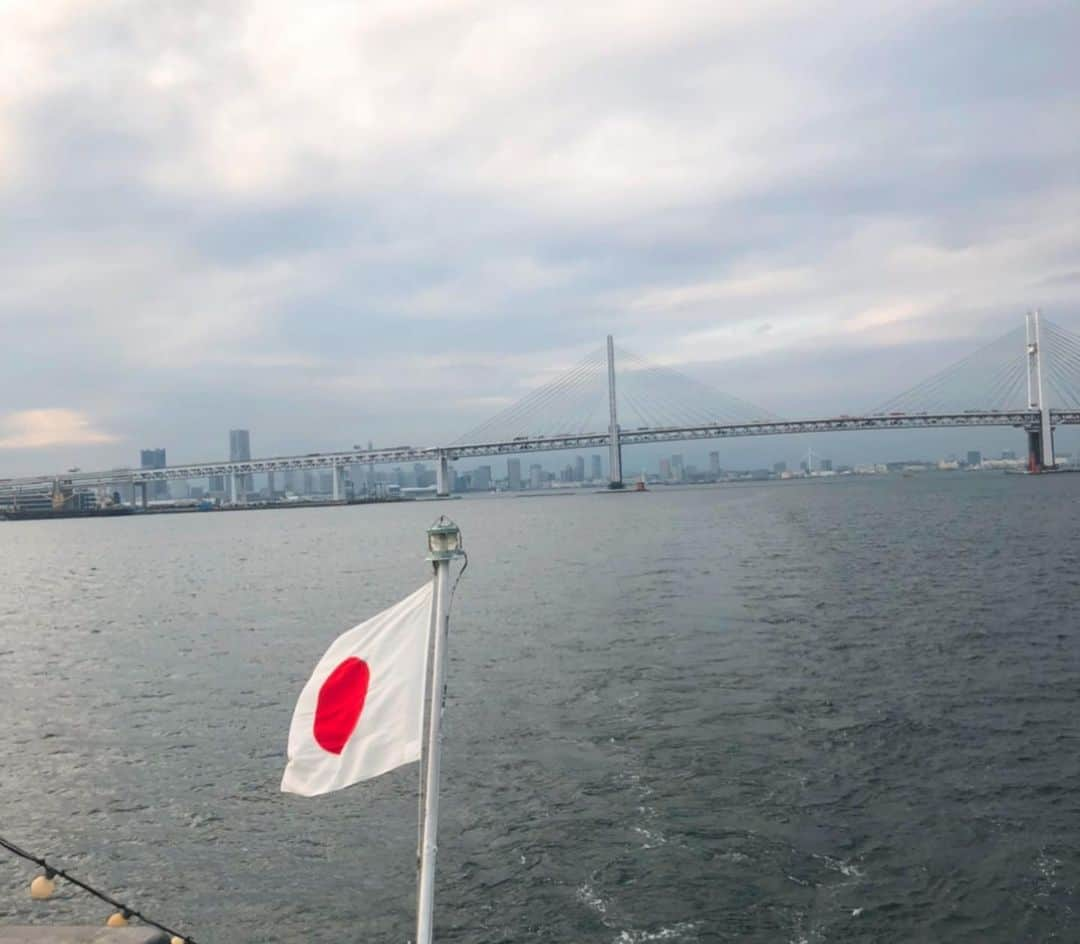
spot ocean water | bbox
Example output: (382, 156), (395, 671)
(1, 474), (1078, 943)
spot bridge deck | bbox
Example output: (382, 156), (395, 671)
(2, 411), (1076, 492)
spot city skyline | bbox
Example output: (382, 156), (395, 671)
(124, 430), (1056, 503)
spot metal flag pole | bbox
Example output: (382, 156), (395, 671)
(417, 517), (465, 944)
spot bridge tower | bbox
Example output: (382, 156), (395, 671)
(436, 452), (451, 498)
(607, 335), (624, 488)
(1026, 310), (1055, 472)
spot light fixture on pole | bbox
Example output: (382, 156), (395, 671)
(417, 515), (465, 944)
(426, 517), (464, 560)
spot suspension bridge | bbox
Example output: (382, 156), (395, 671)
(3, 310), (1080, 507)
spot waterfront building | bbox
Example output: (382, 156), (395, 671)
(507, 459), (522, 490)
(529, 464), (543, 489)
(709, 452), (720, 476)
(773, 461), (787, 474)
(5, 488), (98, 514)
(574, 456), (585, 482)
(591, 454), (603, 481)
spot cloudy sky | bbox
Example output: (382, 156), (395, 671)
(2, 0), (1078, 474)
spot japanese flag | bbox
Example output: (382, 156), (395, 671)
(282, 583), (433, 797)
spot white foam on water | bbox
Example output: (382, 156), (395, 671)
(612, 920), (699, 942)
(577, 882), (611, 922)
(632, 825), (668, 848)
(1034, 848), (1062, 897)
(813, 852), (865, 881)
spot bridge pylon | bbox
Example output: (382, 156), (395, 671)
(606, 335), (624, 488)
(1026, 309), (1055, 471)
(436, 452), (451, 497)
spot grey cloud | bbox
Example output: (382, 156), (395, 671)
(1, 0), (1078, 474)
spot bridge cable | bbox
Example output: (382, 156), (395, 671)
(616, 346), (778, 424)
(1042, 321), (1080, 407)
(614, 346), (779, 426)
(469, 351), (604, 436)
(481, 351), (605, 437)
(496, 352), (607, 436)
(452, 348), (607, 443)
(872, 325), (1027, 415)
(538, 356), (610, 436)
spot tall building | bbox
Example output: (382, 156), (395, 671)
(140, 448), (165, 468)
(574, 456), (586, 482)
(773, 461), (787, 474)
(229, 429), (253, 496)
(966, 450), (982, 467)
(709, 451), (720, 476)
(591, 454), (603, 481)
(820, 458), (833, 472)
(529, 463), (543, 489)
(472, 465), (492, 491)
(140, 448), (169, 500)
(349, 463), (368, 496)
(507, 459), (522, 490)
(671, 454), (685, 482)
(229, 429), (251, 460)
(659, 458), (671, 480)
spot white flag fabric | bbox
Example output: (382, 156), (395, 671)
(282, 582), (433, 797)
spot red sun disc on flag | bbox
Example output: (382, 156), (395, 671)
(313, 657), (371, 755)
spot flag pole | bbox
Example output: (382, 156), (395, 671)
(417, 517), (463, 944)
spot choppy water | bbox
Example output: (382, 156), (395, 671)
(2, 474), (1079, 943)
